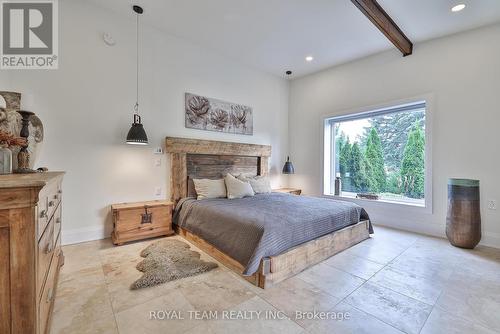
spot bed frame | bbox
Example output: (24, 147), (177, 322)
(166, 137), (371, 288)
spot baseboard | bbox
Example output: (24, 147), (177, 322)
(373, 221), (500, 249)
(481, 231), (500, 249)
(372, 221), (446, 240)
(61, 226), (108, 246)
(61, 221), (500, 249)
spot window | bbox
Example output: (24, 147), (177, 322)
(323, 101), (428, 207)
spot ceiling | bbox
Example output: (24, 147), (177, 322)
(88, 0), (500, 78)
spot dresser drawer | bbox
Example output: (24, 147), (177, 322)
(39, 246), (61, 334)
(53, 202), (62, 241)
(37, 217), (55, 298)
(37, 181), (61, 239)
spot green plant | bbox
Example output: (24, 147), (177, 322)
(400, 123), (425, 198)
(364, 128), (386, 192)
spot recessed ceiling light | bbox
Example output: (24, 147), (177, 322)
(451, 4), (466, 12)
(305, 56), (314, 62)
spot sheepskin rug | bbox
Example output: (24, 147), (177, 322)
(131, 239), (218, 289)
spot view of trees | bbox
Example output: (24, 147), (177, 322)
(336, 111), (425, 199)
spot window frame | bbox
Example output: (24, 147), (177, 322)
(321, 95), (433, 214)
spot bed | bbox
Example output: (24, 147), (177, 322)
(166, 137), (372, 288)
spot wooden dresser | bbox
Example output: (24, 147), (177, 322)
(0, 172), (65, 334)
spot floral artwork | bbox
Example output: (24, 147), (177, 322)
(185, 93), (253, 135)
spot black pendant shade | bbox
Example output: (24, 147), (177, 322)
(282, 156), (295, 174)
(126, 5), (148, 145)
(126, 114), (148, 145)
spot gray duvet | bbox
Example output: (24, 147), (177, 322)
(174, 193), (372, 276)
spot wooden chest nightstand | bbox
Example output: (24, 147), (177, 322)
(111, 200), (174, 245)
(273, 188), (302, 195)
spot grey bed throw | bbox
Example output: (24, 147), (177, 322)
(174, 193), (372, 276)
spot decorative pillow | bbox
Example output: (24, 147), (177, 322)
(225, 174), (254, 199)
(237, 175), (272, 194)
(192, 178), (227, 200)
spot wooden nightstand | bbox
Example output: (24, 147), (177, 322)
(111, 200), (174, 245)
(273, 188), (302, 195)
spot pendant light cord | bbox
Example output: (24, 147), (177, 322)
(134, 11), (139, 114)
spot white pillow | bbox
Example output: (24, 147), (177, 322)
(192, 179), (227, 200)
(225, 174), (254, 199)
(237, 175), (272, 194)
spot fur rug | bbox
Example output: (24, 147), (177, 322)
(131, 239), (218, 289)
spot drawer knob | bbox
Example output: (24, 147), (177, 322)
(46, 243), (54, 254)
(40, 210), (47, 219)
(56, 218), (61, 224)
(49, 201), (55, 207)
(58, 189), (62, 194)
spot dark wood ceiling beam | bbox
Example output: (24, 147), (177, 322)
(351, 0), (413, 56)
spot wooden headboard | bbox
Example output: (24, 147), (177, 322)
(165, 137), (272, 203)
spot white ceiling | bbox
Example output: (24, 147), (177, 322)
(89, 0), (500, 78)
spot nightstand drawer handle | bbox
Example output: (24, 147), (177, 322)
(141, 207), (153, 224)
(46, 242), (54, 254)
(49, 200), (55, 207)
(40, 210), (47, 219)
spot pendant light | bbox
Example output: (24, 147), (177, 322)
(126, 5), (148, 145)
(282, 156), (295, 174)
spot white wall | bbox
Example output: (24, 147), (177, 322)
(289, 23), (500, 248)
(0, 71), (10, 90)
(5, 0), (289, 244)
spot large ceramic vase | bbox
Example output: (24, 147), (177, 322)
(0, 91), (44, 169)
(446, 178), (481, 249)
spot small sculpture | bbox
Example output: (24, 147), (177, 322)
(14, 110), (36, 173)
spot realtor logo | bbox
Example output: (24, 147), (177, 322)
(1, 0), (58, 69)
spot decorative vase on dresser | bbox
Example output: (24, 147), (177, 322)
(0, 145), (12, 174)
(0, 91), (45, 170)
(446, 178), (481, 249)
(0, 172), (65, 334)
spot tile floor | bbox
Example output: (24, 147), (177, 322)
(50, 226), (500, 334)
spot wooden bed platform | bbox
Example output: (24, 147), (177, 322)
(166, 137), (371, 289)
(175, 221), (370, 288)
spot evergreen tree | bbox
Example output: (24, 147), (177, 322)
(339, 137), (351, 176)
(364, 128), (386, 192)
(349, 143), (368, 191)
(400, 124), (425, 198)
(362, 110), (425, 172)
(339, 138), (351, 191)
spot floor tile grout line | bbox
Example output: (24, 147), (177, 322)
(367, 281), (434, 308)
(327, 239), (414, 308)
(331, 277), (432, 334)
(95, 241), (122, 333)
(431, 304), (500, 334)
(340, 302), (411, 334)
(255, 295), (310, 331)
(322, 257), (385, 281)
